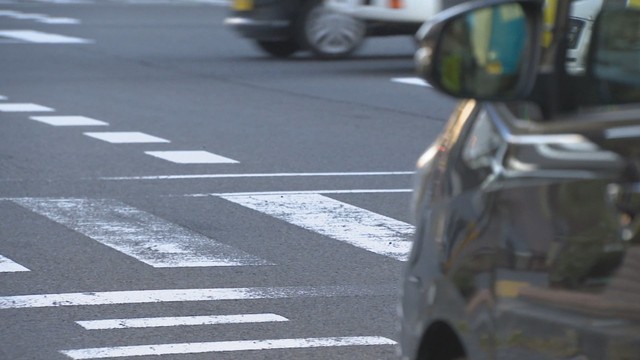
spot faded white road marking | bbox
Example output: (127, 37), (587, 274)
(219, 194), (413, 260)
(0, 95), (7, 100)
(30, 116), (108, 126)
(189, 189), (412, 197)
(0, 103), (54, 112)
(0, 255), (29, 272)
(84, 132), (169, 143)
(0, 285), (391, 309)
(0, 30), (91, 43)
(11, 198), (270, 268)
(391, 77), (431, 87)
(60, 336), (396, 359)
(145, 151), (239, 164)
(0, 10), (80, 24)
(76, 314), (288, 330)
(100, 171), (413, 181)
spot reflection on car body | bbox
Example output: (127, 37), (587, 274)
(400, 0), (640, 359)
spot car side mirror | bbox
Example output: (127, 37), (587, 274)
(415, 0), (543, 100)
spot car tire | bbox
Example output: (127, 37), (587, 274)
(296, 0), (365, 59)
(255, 40), (300, 58)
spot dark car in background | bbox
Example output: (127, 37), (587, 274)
(224, 0), (366, 58)
(400, 0), (640, 359)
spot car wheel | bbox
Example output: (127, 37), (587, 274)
(255, 40), (300, 58)
(296, 0), (365, 59)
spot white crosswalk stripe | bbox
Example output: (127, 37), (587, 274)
(0, 254), (30, 272)
(10, 198), (272, 267)
(219, 193), (413, 261)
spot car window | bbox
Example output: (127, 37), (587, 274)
(565, 0), (640, 108)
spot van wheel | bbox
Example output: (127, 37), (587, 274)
(255, 40), (299, 58)
(296, 0), (365, 59)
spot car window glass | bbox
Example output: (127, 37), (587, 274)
(564, 0), (640, 108)
(462, 110), (502, 169)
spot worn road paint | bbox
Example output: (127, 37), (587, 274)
(144, 151), (239, 164)
(100, 171), (413, 181)
(0, 10), (80, 24)
(0, 285), (393, 309)
(76, 314), (288, 329)
(0, 30), (91, 43)
(30, 116), (108, 126)
(0, 255), (29, 272)
(60, 336), (397, 359)
(11, 198), (271, 267)
(219, 193), (413, 261)
(193, 189), (412, 197)
(84, 132), (170, 143)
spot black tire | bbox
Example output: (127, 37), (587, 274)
(296, 0), (365, 59)
(255, 40), (300, 58)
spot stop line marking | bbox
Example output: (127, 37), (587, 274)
(60, 336), (396, 359)
(0, 285), (392, 309)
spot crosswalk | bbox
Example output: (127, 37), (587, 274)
(0, 194), (408, 357)
(4, 193), (413, 269)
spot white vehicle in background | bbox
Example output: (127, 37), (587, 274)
(325, 0), (443, 37)
(566, 0), (604, 74)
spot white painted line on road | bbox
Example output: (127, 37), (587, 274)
(84, 132), (170, 144)
(0, 103), (54, 112)
(0, 11), (78, 24)
(392, 77), (432, 87)
(0, 30), (91, 43)
(11, 198), (271, 268)
(60, 336), (396, 359)
(145, 151), (239, 164)
(0, 255), (29, 272)
(0, 95), (7, 100)
(219, 194), (413, 261)
(39, 17), (81, 25)
(100, 171), (413, 181)
(30, 116), (108, 126)
(76, 313), (288, 330)
(190, 189), (412, 197)
(0, 285), (391, 309)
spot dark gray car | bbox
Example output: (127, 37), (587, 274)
(400, 0), (640, 359)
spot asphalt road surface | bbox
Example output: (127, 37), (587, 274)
(0, 1), (457, 359)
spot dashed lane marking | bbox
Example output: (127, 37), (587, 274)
(0, 10), (80, 24)
(10, 198), (272, 268)
(84, 131), (170, 143)
(60, 336), (396, 359)
(219, 193), (413, 261)
(145, 150), (239, 164)
(391, 77), (432, 87)
(30, 115), (109, 126)
(0, 103), (54, 112)
(0, 30), (91, 43)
